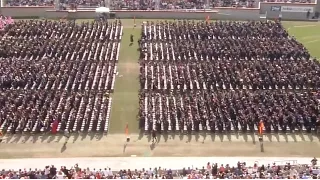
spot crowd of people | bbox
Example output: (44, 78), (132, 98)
(4, 0), (315, 8)
(5, 0), (104, 7)
(138, 20), (320, 133)
(0, 159), (319, 179)
(4, 0), (259, 8)
(0, 16), (14, 31)
(139, 90), (320, 133)
(0, 19), (122, 134)
(0, 90), (111, 133)
(260, 0), (314, 3)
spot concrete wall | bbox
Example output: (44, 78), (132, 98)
(260, 3), (318, 20)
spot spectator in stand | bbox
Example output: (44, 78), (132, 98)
(6, 0), (54, 6)
(4, 0), (259, 8)
(0, 159), (320, 179)
(260, 0), (314, 3)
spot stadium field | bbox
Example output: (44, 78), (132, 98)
(12, 19), (320, 135)
(104, 19), (320, 134)
(1, 19), (320, 159)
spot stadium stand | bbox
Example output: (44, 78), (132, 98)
(4, 0), (259, 8)
(260, 0), (313, 3)
(138, 20), (320, 133)
(0, 158), (319, 179)
(0, 19), (123, 134)
(5, 0), (54, 6)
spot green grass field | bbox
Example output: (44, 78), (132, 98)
(76, 19), (320, 134)
(282, 21), (320, 59)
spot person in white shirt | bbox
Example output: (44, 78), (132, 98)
(90, 174), (95, 179)
(56, 171), (65, 179)
(148, 168), (153, 175)
(44, 167), (50, 178)
(103, 168), (108, 176)
(107, 168), (113, 177)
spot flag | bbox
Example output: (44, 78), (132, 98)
(6, 16), (14, 24)
(258, 120), (264, 135)
(125, 123), (129, 136)
(205, 15), (210, 23)
(51, 119), (59, 134)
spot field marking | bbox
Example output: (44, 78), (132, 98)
(305, 39), (320, 44)
(301, 35), (320, 40)
(293, 25), (317, 28)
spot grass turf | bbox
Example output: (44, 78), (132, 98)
(108, 27), (141, 134)
(282, 21), (320, 59)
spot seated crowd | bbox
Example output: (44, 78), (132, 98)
(5, 0), (104, 6)
(4, 0), (315, 8)
(5, 0), (54, 6)
(0, 19), (122, 133)
(0, 90), (111, 133)
(260, 0), (313, 3)
(0, 16), (14, 30)
(139, 90), (320, 132)
(4, 0), (259, 8)
(0, 160), (319, 179)
(138, 20), (320, 133)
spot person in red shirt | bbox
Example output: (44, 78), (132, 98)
(96, 172), (101, 179)
(219, 165), (225, 173)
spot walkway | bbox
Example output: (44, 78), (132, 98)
(0, 133), (319, 159)
(108, 26), (141, 133)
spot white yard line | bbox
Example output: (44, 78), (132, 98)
(305, 39), (320, 44)
(301, 35), (320, 40)
(293, 25), (317, 28)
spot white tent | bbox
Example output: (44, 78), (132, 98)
(95, 7), (110, 13)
